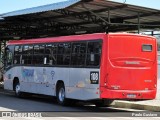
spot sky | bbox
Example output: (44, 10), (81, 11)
(0, 0), (64, 14)
(0, 0), (159, 14)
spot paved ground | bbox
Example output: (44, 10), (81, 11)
(0, 88), (149, 119)
(0, 91), (159, 119)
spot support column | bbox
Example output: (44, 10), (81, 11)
(151, 31), (154, 36)
(0, 40), (6, 82)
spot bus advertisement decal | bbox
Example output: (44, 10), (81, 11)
(22, 69), (34, 77)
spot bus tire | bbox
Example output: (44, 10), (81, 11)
(56, 83), (67, 105)
(14, 82), (22, 97)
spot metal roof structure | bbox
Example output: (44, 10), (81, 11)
(0, 0), (81, 18)
(0, 0), (160, 40)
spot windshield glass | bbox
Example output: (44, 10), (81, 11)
(5, 47), (13, 67)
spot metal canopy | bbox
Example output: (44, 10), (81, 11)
(0, 0), (160, 40)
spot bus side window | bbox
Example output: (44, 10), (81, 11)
(45, 44), (57, 65)
(22, 45), (33, 65)
(71, 42), (86, 66)
(14, 45), (23, 64)
(63, 43), (71, 65)
(33, 44), (44, 65)
(57, 43), (71, 65)
(22, 45), (28, 64)
(86, 41), (102, 66)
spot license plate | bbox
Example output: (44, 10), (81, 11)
(127, 94), (136, 98)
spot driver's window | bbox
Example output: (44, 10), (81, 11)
(5, 47), (13, 67)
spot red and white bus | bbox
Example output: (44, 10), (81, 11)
(3, 33), (157, 106)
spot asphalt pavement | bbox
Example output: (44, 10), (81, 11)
(0, 88), (150, 119)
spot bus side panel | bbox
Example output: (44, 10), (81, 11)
(20, 67), (70, 96)
(4, 68), (14, 91)
(67, 68), (100, 100)
(4, 67), (23, 91)
(4, 66), (101, 100)
(4, 66), (70, 96)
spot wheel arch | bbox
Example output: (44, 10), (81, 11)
(55, 80), (65, 94)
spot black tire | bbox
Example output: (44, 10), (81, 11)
(14, 82), (22, 97)
(56, 83), (67, 105)
(95, 100), (113, 107)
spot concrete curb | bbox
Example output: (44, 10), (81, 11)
(113, 100), (160, 112)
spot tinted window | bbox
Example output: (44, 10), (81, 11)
(45, 44), (57, 65)
(22, 45), (33, 64)
(14, 46), (22, 64)
(71, 42), (86, 66)
(57, 43), (71, 65)
(12, 39), (102, 67)
(142, 44), (152, 52)
(34, 44), (45, 54)
(33, 44), (45, 65)
(86, 41), (102, 66)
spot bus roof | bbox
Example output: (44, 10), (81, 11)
(7, 32), (156, 45)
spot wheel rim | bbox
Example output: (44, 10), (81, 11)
(58, 88), (65, 102)
(15, 84), (20, 95)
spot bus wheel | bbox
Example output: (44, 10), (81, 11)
(57, 83), (66, 105)
(14, 82), (22, 97)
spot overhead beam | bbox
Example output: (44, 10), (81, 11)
(121, 11), (160, 21)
